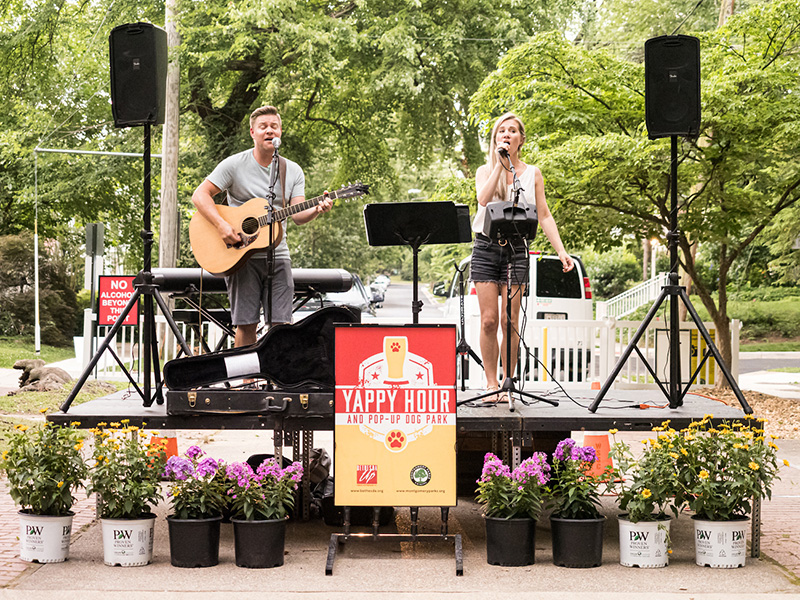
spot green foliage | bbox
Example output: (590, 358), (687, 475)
(582, 246), (641, 299)
(0, 233), (80, 346)
(164, 446), (228, 520)
(467, 1), (800, 365)
(0, 420), (88, 516)
(0, 336), (75, 368)
(475, 452), (551, 520)
(609, 428), (681, 522)
(548, 438), (606, 520)
(224, 458), (303, 521)
(672, 416), (781, 521)
(690, 295), (800, 340)
(88, 422), (167, 519)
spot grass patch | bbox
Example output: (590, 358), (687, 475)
(0, 337), (74, 368)
(768, 367), (800, 373)
(740, 340), (800, 352)
(0, 380), (128, 415)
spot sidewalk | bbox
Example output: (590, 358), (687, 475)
(1, 355), (800, 596)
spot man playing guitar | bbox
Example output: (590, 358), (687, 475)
(191, 105), (332, 348)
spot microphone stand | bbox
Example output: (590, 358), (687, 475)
(264, 141), (281, 328)
(464, 161), (557, 412)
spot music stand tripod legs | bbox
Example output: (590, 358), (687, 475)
(468, 240), (558, 412)
(454, 261), (483, 391)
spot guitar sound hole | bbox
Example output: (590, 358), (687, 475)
(241, 217), (259, 235)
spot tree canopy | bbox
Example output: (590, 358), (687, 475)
(463, 0), (800, 363)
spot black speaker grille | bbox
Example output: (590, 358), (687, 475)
(109, 23), (167, 128)
(644, 35), (701, 139)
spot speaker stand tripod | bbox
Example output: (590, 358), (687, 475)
(60, 124), (192, 412)
(589, 136), (752, 414)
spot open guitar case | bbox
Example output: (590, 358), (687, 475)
(163, 306), (359, 416)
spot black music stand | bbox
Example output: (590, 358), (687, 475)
(364, 202), (471, 324)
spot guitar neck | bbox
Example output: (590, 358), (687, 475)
(271, 190), (342, 223)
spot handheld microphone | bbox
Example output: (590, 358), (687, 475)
(271, 137), (281, 150)
(497, 144), (509, 158)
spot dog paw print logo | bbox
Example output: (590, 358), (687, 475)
(384, 429), (407, 452)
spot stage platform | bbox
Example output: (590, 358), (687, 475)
(47, 386), (747, 432)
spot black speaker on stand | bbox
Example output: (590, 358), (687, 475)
(109, 23), (168, 127)
(61, 23), (190, 413)
(644, 35), (701, 140)
(590, 35), (751, 415)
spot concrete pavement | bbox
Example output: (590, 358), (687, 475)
(1, 353), (799, 596)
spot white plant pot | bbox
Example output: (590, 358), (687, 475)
(18, 511), (74, 563)
(101, 514), (156, 567)
(692, 516), (748, 568)
(618, 515), (671, 568)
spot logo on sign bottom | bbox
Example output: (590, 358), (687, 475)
(410, 465), (431, 486)
(357, 464), (378, 485)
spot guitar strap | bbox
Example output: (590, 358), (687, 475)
(279, 156), (287, 206)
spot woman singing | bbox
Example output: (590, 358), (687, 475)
(471, 112), (574, 402)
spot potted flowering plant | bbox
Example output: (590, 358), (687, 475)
(88, 421), (168, 567)
(1, 419), (87, 563)
(475, 452), (550, 566)
(547, 438), (608, 568)
(609, 426), (680, 568)
(672, 414), (782, 568)
(164, 446), (227, 567)
(225, 457), (303, 568)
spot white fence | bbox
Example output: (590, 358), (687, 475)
(82, 310), (739, 392)
(458, 317), (740, 392)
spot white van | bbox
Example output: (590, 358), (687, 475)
(441, 252), (594, 383)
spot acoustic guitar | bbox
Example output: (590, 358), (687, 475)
(190, 183), (369, 276)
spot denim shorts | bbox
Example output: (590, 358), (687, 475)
(470, 234), (530, 286)
(225, 257), (294, 325)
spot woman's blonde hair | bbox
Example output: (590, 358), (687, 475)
(487, 112), (526, 202)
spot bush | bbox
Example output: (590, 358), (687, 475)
(0, 234), (79, 346)
(583, 247), (642, 299)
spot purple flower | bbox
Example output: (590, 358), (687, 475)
(477, 453), (512, 483)
(554, 438), (577, 461)
(164, 456), (194, 481)
(185, 445), (205, 460)
(196, 457), (219, 478)
(226, 461), (255, 488)
(512, 453), (551, 486)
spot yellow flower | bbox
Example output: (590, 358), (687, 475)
(57, 481), (64, 488)
(749, 462), (760, 471)
(120, 419), (130, 425)
(784, 460), (790, 467)
(680, 448), (689, 456)
(109, 422), (121, 428)
(69, 421), (81, 427)
(641, 489), (652, 499)
(74, 442), (84, 451)
(38, 408), (48, 414)
(97, 422), (108, 427)
(608, 429), (618, 435)
(2, 451), (8, 461)
(768, 442), (779, 450)
(669, 452), (679, 459)
(699, 470), (709, 479)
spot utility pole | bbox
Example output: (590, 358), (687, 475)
(159, 0), (180, 271)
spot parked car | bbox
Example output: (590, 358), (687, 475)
(294, 273), (378, 322)
(442, 252), (594, 381)
(372, 274), (391, 292)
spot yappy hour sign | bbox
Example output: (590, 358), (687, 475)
(334, 325), (456, 507)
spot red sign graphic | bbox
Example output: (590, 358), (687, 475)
(98, 276), (138, 326)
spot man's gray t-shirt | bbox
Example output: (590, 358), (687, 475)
(206, 149), (305, 260)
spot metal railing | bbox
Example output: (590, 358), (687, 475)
(595, 272), (670, 319)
